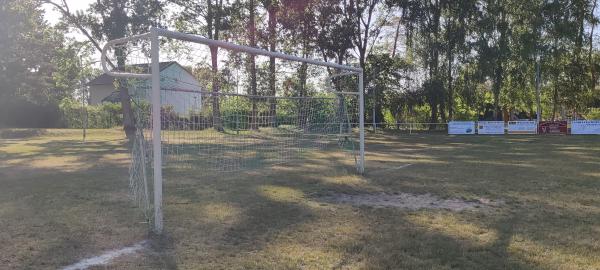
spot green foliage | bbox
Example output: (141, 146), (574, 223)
(5, 0), (600, 130)
(452, 98), (479, 121)
(586, 108), (600, 119)
(0, 0), (84, 104)
(0, 96), (62, 128)
(366, 53), (414, 124)
(382, 108), (396, 126)
(385, 0), (600, 123)
(59, 99), (123, 129)
(87, 0), (164, 42)
(0, 0), (98, 129)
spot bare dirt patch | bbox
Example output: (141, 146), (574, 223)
(319, 192), (503, 211)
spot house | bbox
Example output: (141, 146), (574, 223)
(87, 61), (203, 115)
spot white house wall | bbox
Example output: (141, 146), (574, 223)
(159, 64), (203, 115)
(89, 64), (203, 117)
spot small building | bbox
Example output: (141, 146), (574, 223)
(87, 61), (202, 115)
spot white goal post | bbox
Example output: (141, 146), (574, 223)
(101, 28), (365, 234)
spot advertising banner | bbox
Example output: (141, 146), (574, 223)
(571, 120), (600, 135)
(448, 121), (475, 135)
(507, 121), (538, 134)
(538, 121), (568, 134)
(477, 121), (505, 135)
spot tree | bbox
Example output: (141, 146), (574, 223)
(316, 0), (355, 66)
(247, 0), (258, 129)
(347, 0), (385, 69)
(40, 0), (105, 60)
(0, 0), (87, 127)
(388, 0), (450, 124)
(262, 0), (279, 123)
(342, 0), (389, 124)
(279, 0), (318, 98)
(442, 0), (476, 120)
(2, 0), (56, 103)
(85, 0), (164, 140)
(365, 53), (413, 127)
(44, 0), (164, 139)
(172, 0), (237, 131)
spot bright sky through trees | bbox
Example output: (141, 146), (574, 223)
(43, 0), (94, 26)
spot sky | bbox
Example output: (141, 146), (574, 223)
(42, 0), (101, 66)
(43, 0), (95, 27)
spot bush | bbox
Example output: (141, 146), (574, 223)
(59, 99), (123, 129)
(0, 97), (62, 128)
(0, 129), (47, 139)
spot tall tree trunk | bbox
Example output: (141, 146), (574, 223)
(535, 53), (542, 122)
(210, 46), (223, 131)
(297, 16), (310, 129)
(118, 79), (136, 141)
(430, 102), (438, 124)
(493, 10), (508, 120)
(298, 61), (308, 129)
(552, 83), (559, 121)
(447, 47), (454, 120)
(248, 0), (258, 129)
(493, 61), (503, 121)
(267, 3), (277, 126)
(439, 103), (447, 123)
(335, 53), (348, 132)
(569, 0), (586, 109)
(589, 0), (597, 92)
(429, 0), (441, 126)
(111, 3), (136, 143)
(391, 16), (401, 58)
(207, 0), (223, 131)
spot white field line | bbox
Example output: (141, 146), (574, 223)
(377, 164), (413, 173)
(62, 240), (147, 270)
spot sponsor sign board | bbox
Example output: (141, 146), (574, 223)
(448, 121), (475, 135)
(507, 121), (537, 134)
(571, 120), (600, 135)
(477, 121), (505, 135)
(538, 121), (568, 134)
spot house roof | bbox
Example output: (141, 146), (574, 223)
(87, 61), (194, 86)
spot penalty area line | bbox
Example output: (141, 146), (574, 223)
(62, 240), (147, 270)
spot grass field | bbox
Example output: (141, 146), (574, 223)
(1, 129), (599, 269)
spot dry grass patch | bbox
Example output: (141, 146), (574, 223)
(1, 129), (599, 269)
(319, 192), (503, 211)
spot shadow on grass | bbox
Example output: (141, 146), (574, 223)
(0, 136), (151, 269)
(2, 130), (599, 269)
(348, 133), (600, 269)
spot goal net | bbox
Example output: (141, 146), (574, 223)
(101, 28), (365, 233)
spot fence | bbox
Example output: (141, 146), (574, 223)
(369, 122), (448, 134)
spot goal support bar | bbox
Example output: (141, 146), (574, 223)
(102, 28), (365, 234)
(150, 30), (163, 233)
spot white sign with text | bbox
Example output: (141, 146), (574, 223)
(448, 121), (476, 135)
(571, 120), (600, 135)
(507, 121), (538, 134)
(478, 121), (505, 135)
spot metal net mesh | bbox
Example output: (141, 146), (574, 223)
(104, 33), (361, 224)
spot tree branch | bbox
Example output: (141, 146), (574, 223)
(41, 0), (115, 69)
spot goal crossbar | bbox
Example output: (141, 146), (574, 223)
(101, 27), (366, 234)
(101, 28), (362, 78)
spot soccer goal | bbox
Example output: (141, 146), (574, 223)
(101, 28), (365, 233)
